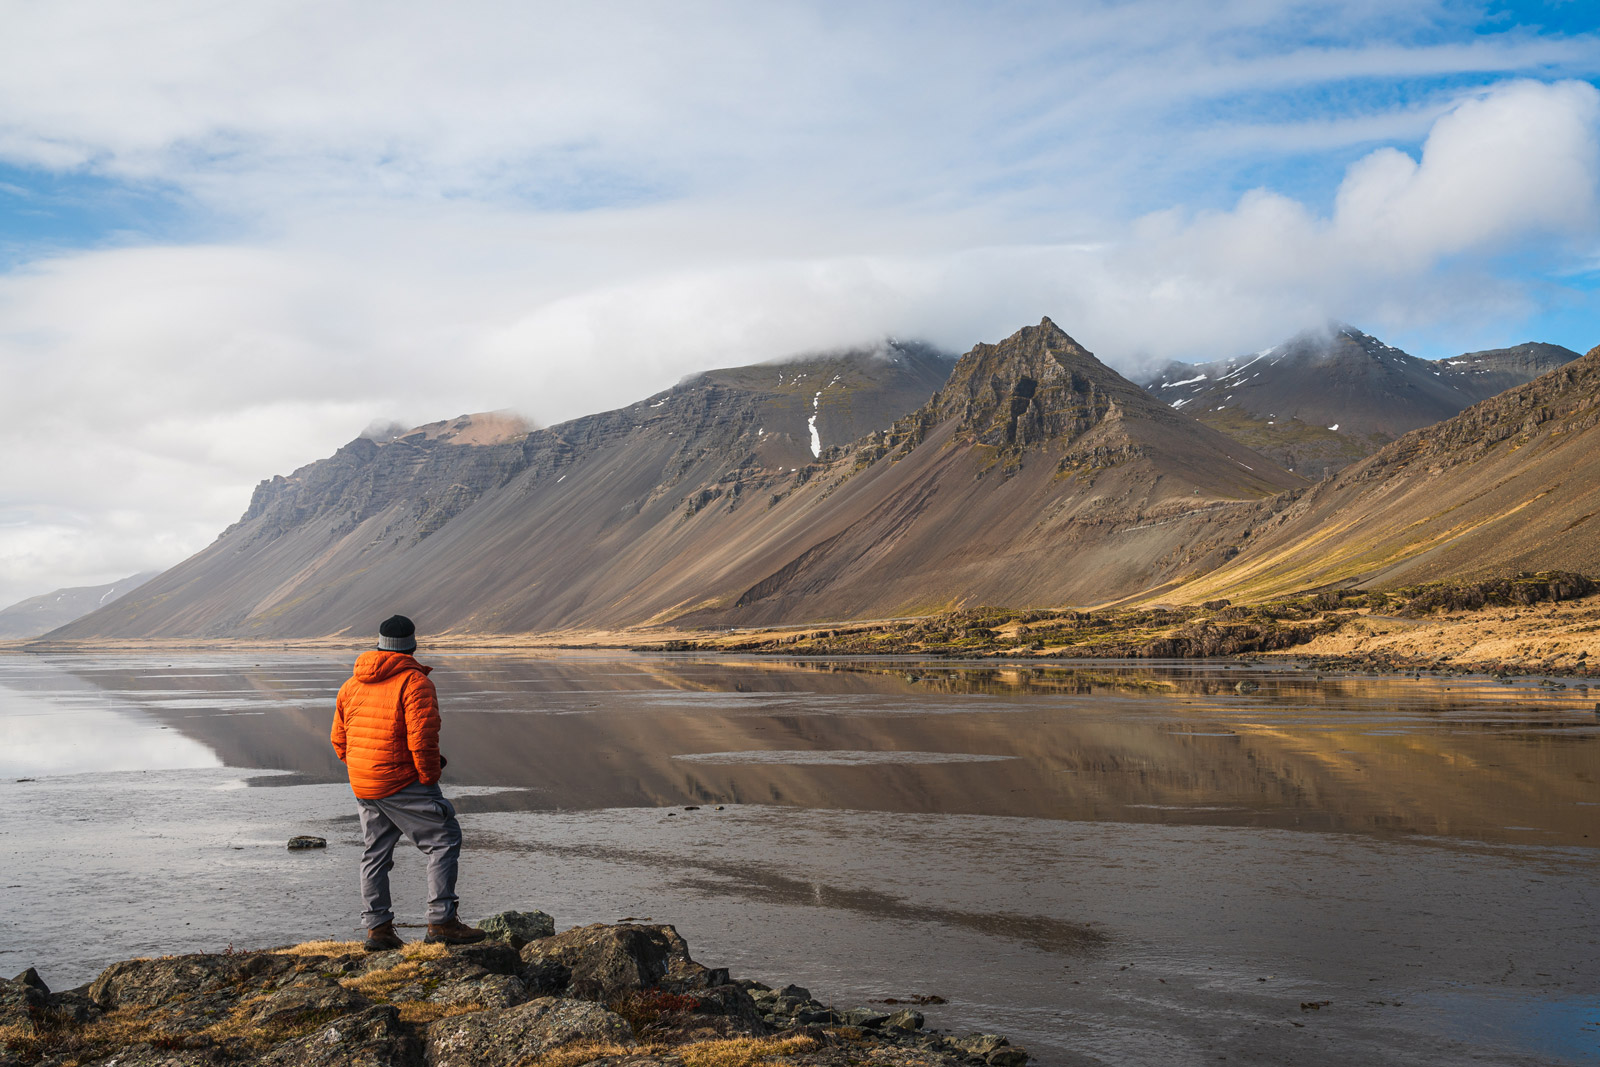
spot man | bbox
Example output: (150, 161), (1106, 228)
(331, 614), (486, 951)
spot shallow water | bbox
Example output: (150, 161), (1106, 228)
(1, 652), (1596, 1065)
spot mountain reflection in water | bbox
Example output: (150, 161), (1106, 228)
(8, 653), (1598, 847)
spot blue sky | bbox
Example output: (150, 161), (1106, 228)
(0, 0), (1597, 604)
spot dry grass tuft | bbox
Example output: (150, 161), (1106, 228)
(680, 1035), (819, 1067)
(515, 1040), (650, 1067)
(339, 960), (426, 1000)
(396, 999), (483, 1024)
(401, 941), (451, 961)
(273, 940), (365, 957)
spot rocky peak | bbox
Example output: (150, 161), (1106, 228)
(936, 317), (1162, 449)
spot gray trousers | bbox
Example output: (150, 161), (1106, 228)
(356, 781), (461, 928)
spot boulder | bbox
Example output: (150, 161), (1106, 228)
(251, 976), (373, 1029)
(286, 836), (327, 850)
(259, 1004), (422, 1067)
(426, 998), (632, 1067)
(478, 910), (555, 949)
(518, 957), (572, 996)
(885, 1008), (925, 1031)
(518, 923), (706, 1000)
(446, 941), (522, 975)
(11, 968), (48, 995)
(377, 957), (529, 1013)
(0, 975), (47, 1036)
(90, 952), (296, 1009)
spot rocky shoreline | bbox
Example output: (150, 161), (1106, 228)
(0, 914), (1029, 1067)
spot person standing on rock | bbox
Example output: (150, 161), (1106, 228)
(331, 614), (487, 951)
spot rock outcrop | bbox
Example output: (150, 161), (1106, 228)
(0, 917), (1031, 1067)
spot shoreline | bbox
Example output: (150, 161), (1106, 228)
(0, 917), (1030, 1067)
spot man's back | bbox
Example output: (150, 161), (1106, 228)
(332, 649), (440, 800)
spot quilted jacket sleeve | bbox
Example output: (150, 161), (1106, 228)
(403, 672), (442, 784)
(330, 682), (349, 762)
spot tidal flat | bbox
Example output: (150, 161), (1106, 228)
(1, 653), (1596, 1066)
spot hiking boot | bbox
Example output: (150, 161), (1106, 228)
(363, 921), (404, 952)
(424, 917), (487, 945)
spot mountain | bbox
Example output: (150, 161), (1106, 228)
(0, 572), (159, 640)
(1169, 344), (1600, 603)
(1143, 327), (1579, 479)
(46, 322), (1300, 641)
(1434, 341), (1582, 397)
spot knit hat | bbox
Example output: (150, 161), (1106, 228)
(377, 614), (417, 653)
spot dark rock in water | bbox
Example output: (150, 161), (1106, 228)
(987, 1048), (1031, 1067)
(286, 836), (326, 850)
(477, 909), (554, 949)
(779, 983), (812, 1001)
(426, 998), (630, 1067)
(250, 975), (372, 1028)
(1234, 680), (1260, 693)
(518, 922), (705, 1000)
(258, 1003), (421, 1067)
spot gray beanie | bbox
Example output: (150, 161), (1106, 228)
(377, 614), (417, 653)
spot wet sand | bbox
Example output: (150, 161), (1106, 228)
(1, 652), (1597, 1065)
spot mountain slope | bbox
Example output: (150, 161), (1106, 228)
(1144, 328), (1579, 479)
(45, 343), (954, 640)
(0, 572), (158, 640)
(48, 323), (1300, 641)
(1168, 344), (1600, 603)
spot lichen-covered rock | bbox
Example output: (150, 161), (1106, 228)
(518, 956), (572, 996)
(77, 1046), (212, 1066)
(478, 910), (554, 948)
(519, 923), (706, 1000)
(425, 998), (632, 1067)
(373, 956), (529, 1012)
(250, 976), (372, 1028)
(445, 941), (522, 975)
(0, 976), (47, 1036)
(90, 953), (296, 1009)
(258, 1004), (421, 1067)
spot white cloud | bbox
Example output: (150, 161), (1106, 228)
(0, 4), (1597, 606)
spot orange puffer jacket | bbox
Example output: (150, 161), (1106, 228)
(331, 650), (442, 800)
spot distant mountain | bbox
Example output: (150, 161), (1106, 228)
(1143, 327), (1579, 479)
(46, 322), (1300, 641)
(0, 572), (159, 640)
(1173, 344), (1600, 602)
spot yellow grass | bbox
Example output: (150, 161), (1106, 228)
(339, 960), (427, 999)
(515, 1039), (641, 1067)
(272, 940), (365, 957)
(397, 999), (483, 1024)
(680, 1035), (820, 1067)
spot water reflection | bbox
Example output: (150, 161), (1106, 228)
(2, 653), (1596, 847)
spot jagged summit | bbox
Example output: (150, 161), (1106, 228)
(932, 318), (1171, 449)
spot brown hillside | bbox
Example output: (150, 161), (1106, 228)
(1170, 344), (1600, 603)
(47, 323), (1300, 642)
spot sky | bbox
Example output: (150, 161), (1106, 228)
(1, 0), (1598, 607)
